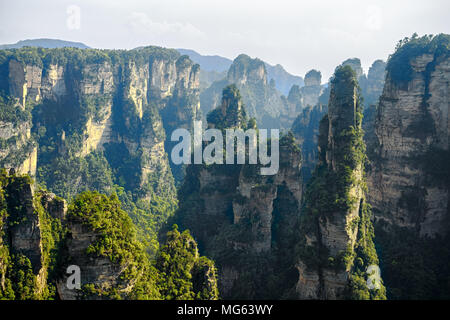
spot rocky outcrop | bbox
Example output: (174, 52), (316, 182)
(0, 119), (37, 176)
(54, 191), (161, 300)
(365, 60), (386, 107)
(172, 86), (303, 298)
(294, 65), (385, 300)
(342, 58), (364, 79)
(361, 34), (450, 300)
(177, 48), (304, 96)
(41, 192), (67, 221)
(0, 60), (38, 176)
(0, 47), (200, 198)
(200, 54), (299, 129)
(291, 104), (327, 182)
(299, 69), (323, 108)
(0, 169), (66, 299)
(341, 58), (386, 109)
(56, 219), (130, 300)
(368, 39), (449, 237)
(5, 175), (43, 274)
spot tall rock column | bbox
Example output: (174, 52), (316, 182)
(0, 169), (66, 299)
(294, 65), (385, 300)
(299, 69), (323, 108)
(171, 85), (303, 299)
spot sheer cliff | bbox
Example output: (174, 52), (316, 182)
(291, 101), (328, 183)
(171, 85), (303, 298)
(0, 169), (66, 299)
(293, 65), (386, 300)
(291, 59), (385, 186)
(0, 46), (201, 252)
(0, 47), (200, 199)
(367, 34), (450, 299)
(0, 170), (218, 300)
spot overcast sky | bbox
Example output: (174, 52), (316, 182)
(0, 0), (448, 81)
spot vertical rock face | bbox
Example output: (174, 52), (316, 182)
(294, 66), (385, 300)
(291, 82), (331, 184)
(368, 38), (449, 237)
(342, 58), (364, 79)
(200, 54), (298, 129)
(365, 60), (386, 107)
(41, 192), (67, 221)
(287, 84), (302, 108)
(57, 216), (143, 300)
(159, 55), (201, 181)
(55, 191), (162, 300)
(207, 84), (246, 130)
(304, 69), (322, 87)
(225, 54), (282, 126)
(0, 119), (36, 176)
(6, 176), (42, 274)
(340, 58), (386, 109)
(291, 104), (328, 182)
(172, 86), (303, 298)
(0, 170), (66, 299)
(227, 54), (268, 86)
(363, 34), (450, 300)
(300, 69), (323, 108)
(338, 58), (386, 167)
(0, 47), (200, 199)
(0, 60), (37, 176)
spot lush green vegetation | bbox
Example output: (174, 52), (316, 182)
(0, 94), (32, 124)
(295, 65), (386, 299)
(0, 171), (218, 300)
(200, 53), (285, 129)
(2, 46), (180, 258)
(207, 84), (249, 131)
(171, 86), (306, 299)
(387, 33), (449, 85)
(156, 225), (219, 300)
(114, 185), (177, 257)
(66, 191), (161, 299)
(0, 169), (64, 299)
(65, 191), (217, 300)
(375, 221), (450, 299)
(0, 47), (210, 299)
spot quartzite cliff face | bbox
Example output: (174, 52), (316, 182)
(368, 39), (449, 237)
(0, 47), (200, 198)
(293, 66), (385, 300)
(0, 169), (66, 299)
(364, 34), (450, 299)
(172, 85), (303, 298)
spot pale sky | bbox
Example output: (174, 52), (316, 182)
(0, 0), (448, 81)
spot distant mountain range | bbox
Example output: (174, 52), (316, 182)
(177, 48), (232, 73)
(0, 38), (90, 49)
(177, 48), (304, 95)
(0, 39), (303, 95)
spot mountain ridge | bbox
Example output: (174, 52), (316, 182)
(0, 38), (90, 49)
